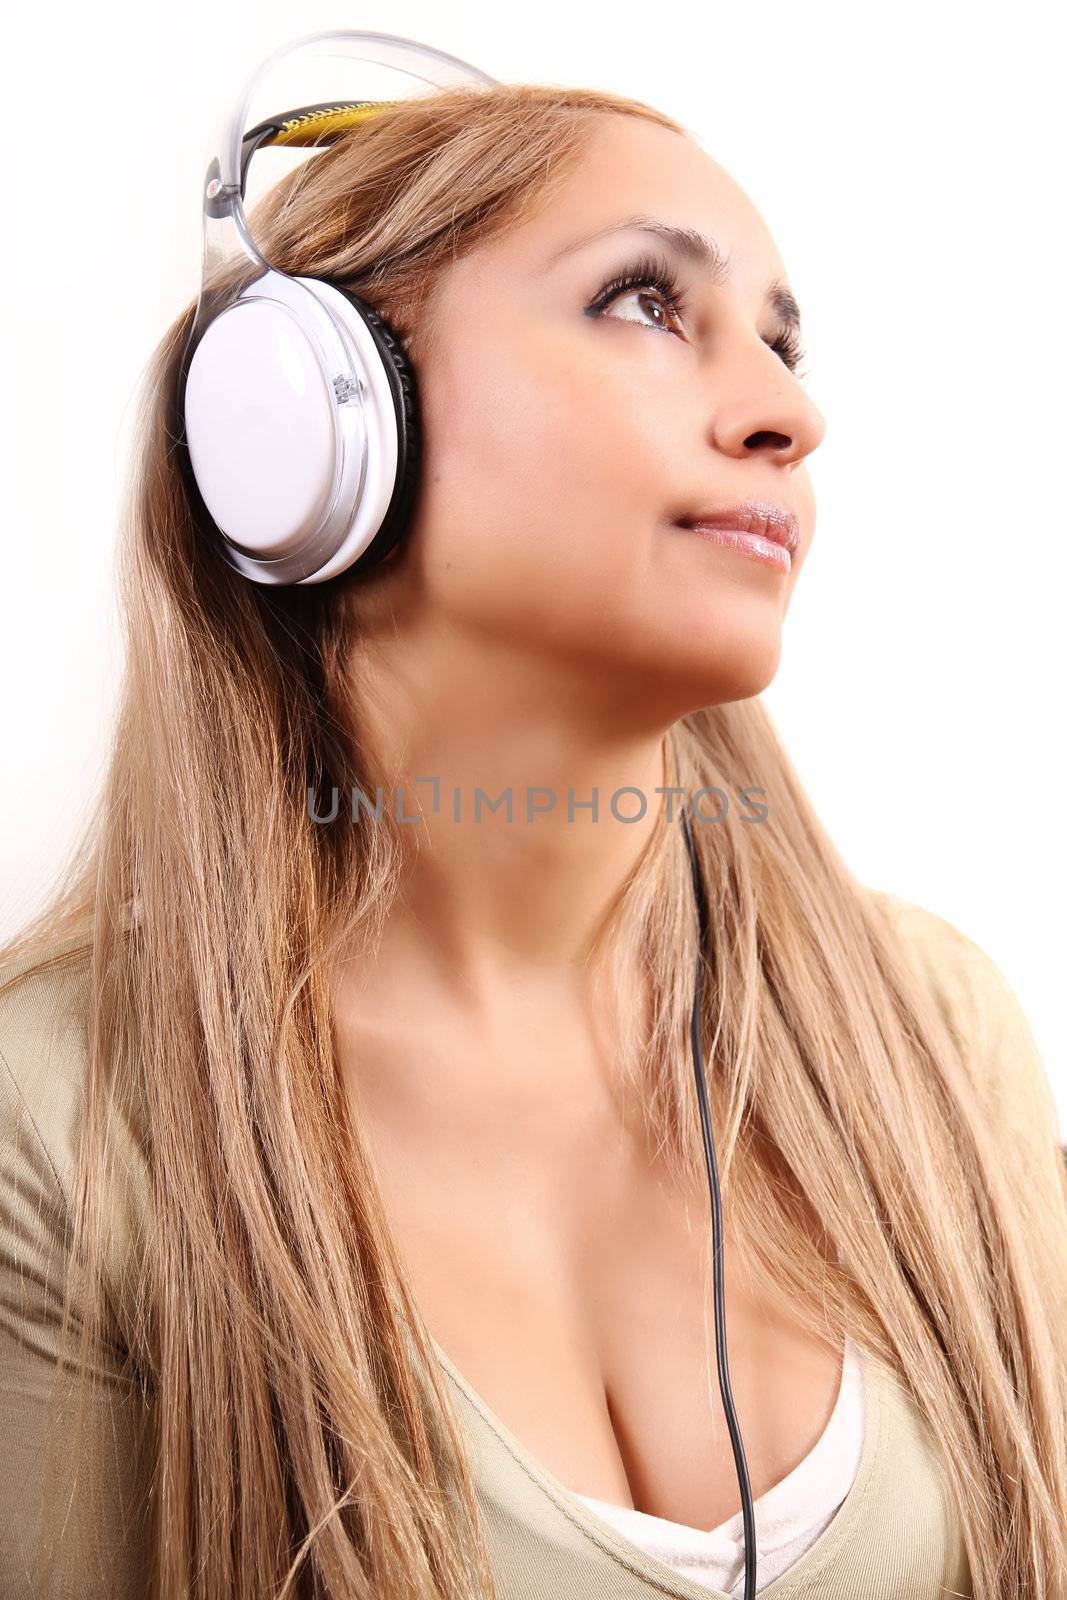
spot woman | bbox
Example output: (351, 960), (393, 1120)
(1, 68), (1065, 1600)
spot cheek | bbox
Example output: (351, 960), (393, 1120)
(405, 315), (709, 667)
(420, 328), (679, 572)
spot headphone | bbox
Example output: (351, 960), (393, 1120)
(176, 30), (498, 588)
(177, 30), (758, 1598)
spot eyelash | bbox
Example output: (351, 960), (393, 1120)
(587, 251), (809, 378)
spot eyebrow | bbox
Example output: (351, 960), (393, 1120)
(548, 214), (802, 332)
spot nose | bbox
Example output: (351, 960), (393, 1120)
(707, 340), (827, 465)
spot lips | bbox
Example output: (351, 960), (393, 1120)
(675, 500), (800, 558)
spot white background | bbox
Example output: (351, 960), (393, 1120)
(1, 2), (1063, 1125)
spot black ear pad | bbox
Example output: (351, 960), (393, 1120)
(334, 287), (423, 576)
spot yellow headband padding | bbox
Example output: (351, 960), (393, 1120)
(258, 100), (402, 149)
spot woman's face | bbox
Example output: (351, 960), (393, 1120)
(366, 112), (827, 715)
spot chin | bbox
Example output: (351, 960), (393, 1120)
(705, 657), (782, 706)
(670, 619), (785, 707)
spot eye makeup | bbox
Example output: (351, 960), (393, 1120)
(585, 250), (809, 378)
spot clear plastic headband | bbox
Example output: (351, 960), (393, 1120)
(182, 28), (498, 377)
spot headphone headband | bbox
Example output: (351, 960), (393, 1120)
(236, 99), (404, 201)
(245, 99), (403, 148)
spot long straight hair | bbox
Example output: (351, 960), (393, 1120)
(1, 81), (1065, 1599)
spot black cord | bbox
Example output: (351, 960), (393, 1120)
(681, 801), (757, 1599)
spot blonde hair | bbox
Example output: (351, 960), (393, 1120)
(2, 80), (1066, 1600)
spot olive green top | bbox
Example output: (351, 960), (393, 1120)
(1, 891), (1061, 1598)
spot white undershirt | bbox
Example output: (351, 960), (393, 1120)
(571, 1335), (865, 1596)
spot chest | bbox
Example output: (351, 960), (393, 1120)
(346, 1029), (843, 1531)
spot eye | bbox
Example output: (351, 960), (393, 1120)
(767, 325), (810, 381)
(587, 252), (689, 337)
(586, 251), (810, 378)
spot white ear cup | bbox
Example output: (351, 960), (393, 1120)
(182, 268), (405, 585)
(184, 296), (339, 554)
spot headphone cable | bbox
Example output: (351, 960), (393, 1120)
(681, 801), (757, 1599)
